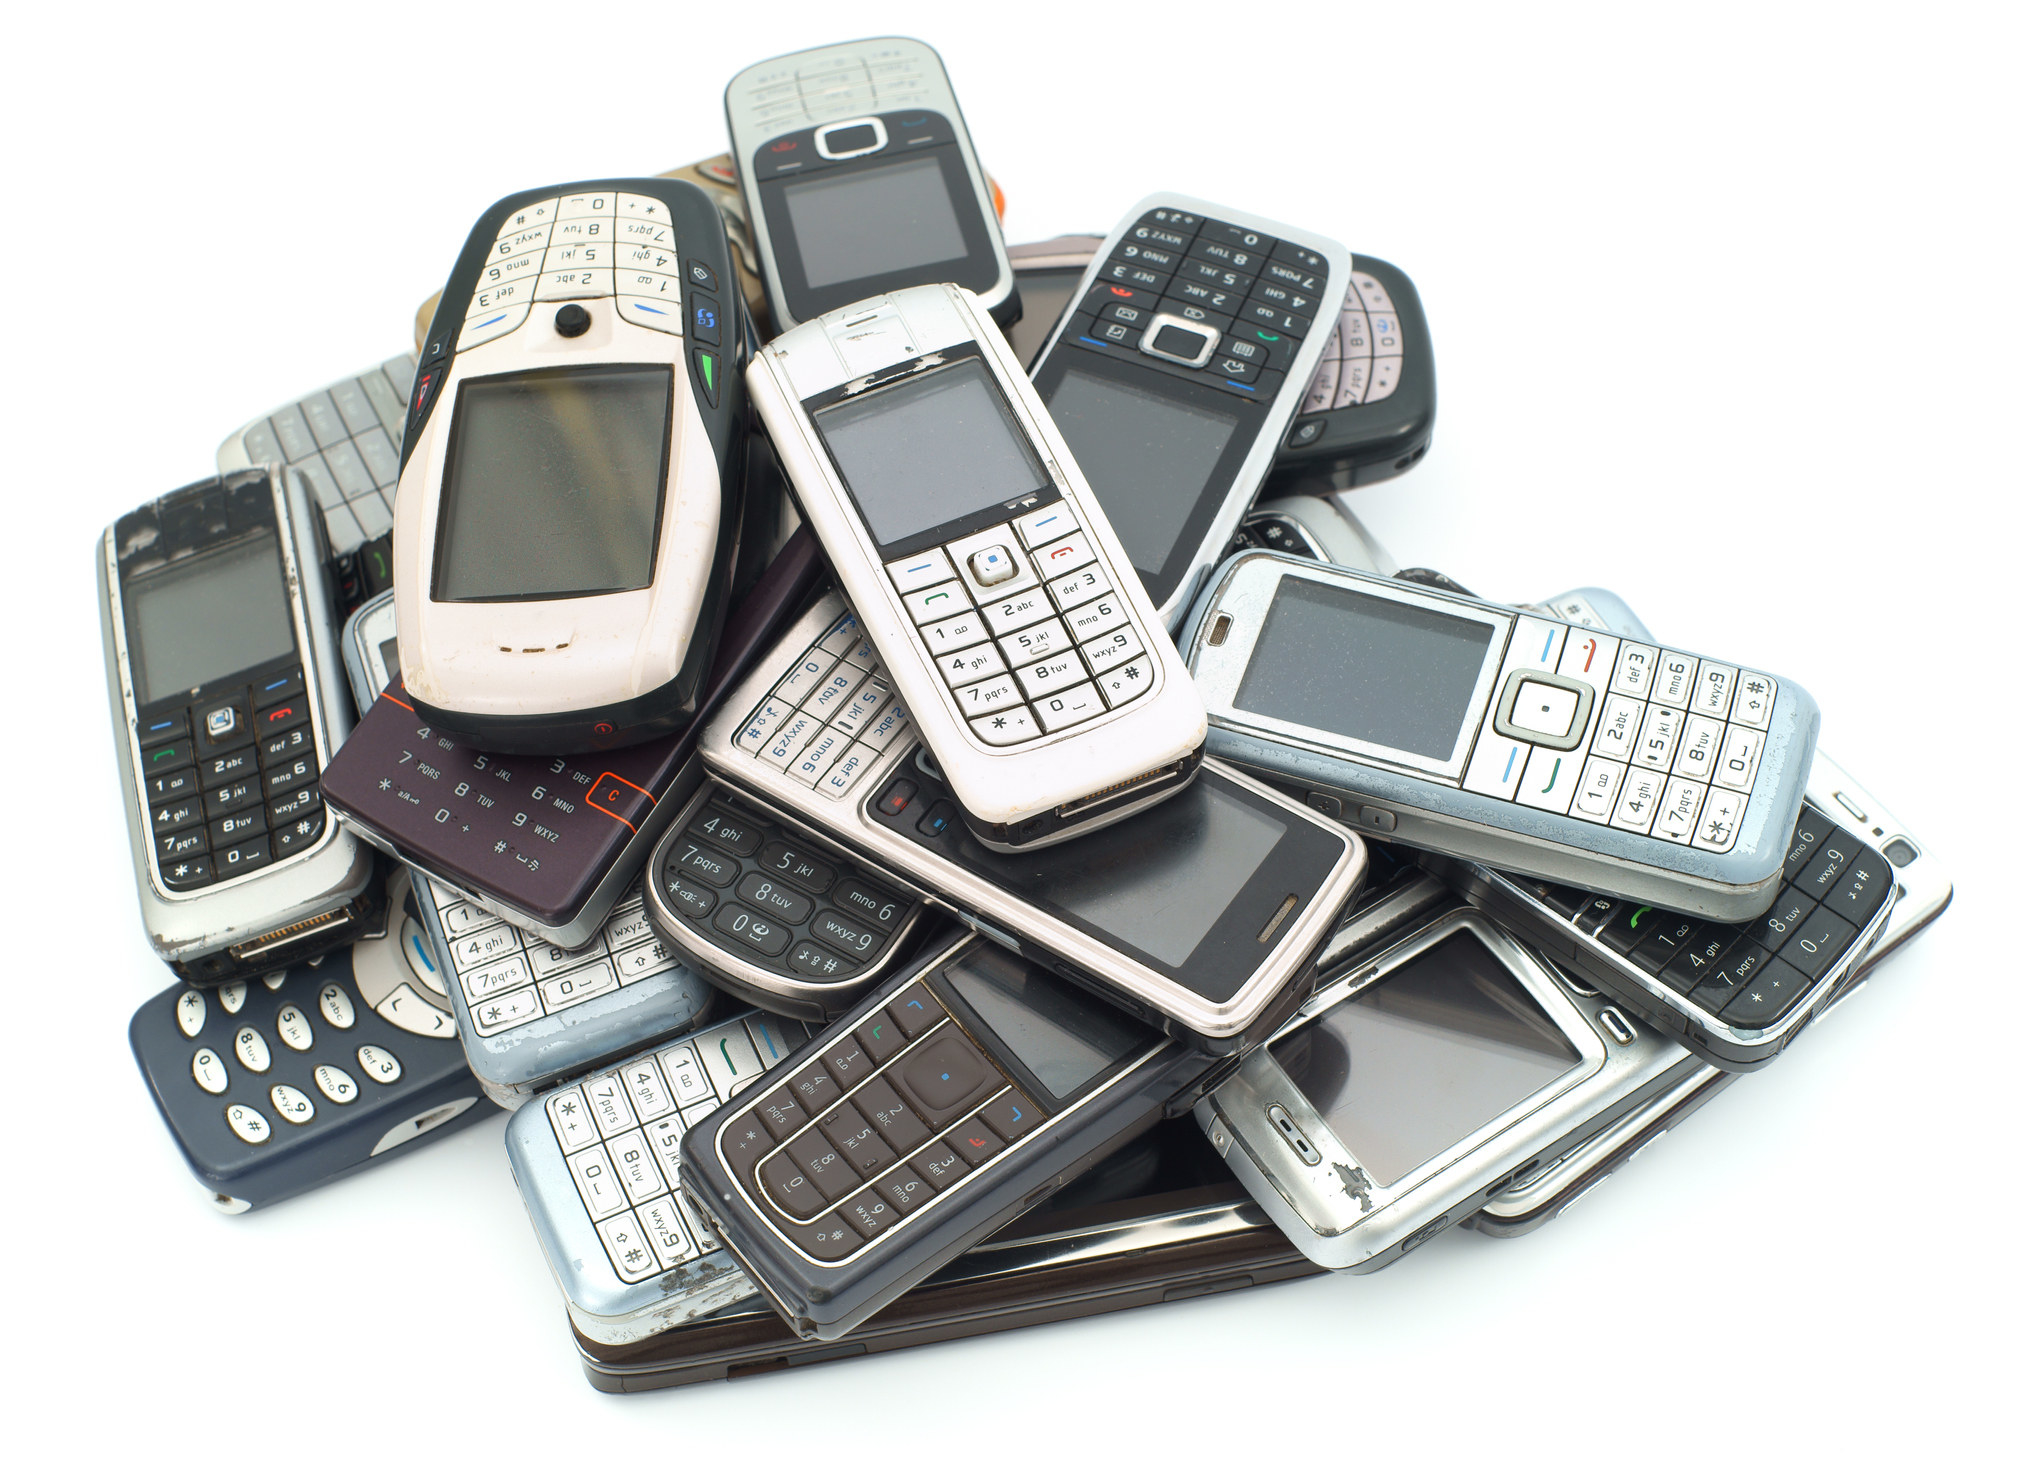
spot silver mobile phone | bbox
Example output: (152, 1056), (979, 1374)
(1182, 550), (1821, 921)
(1197, 904), (1703, 1271)
(646, 594), (1367, 1052)
(747, 282), (1207, 851)
(506, 1007), (815, 1344)
(99, 465), (375, 986)
(725, 37), (1015, 332)
(1474, 764), (1951, 1230)
(340, 592), (721, 1107)
(1027, 193), (1352, 628)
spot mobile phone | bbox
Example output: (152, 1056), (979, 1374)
(322, 528), (823, 950)
(725, 38), (1015, 331)
(1026, 194), (1351, 627)
(341, 590), (725, 1105)
(681, 928), (1232, 1341)
(575, 1116), (1316, 1391)
(1197, 903), (1702, 1271)
(636, 776), (936, 1021)
(1182, 550), (1820, 921)
(1233, 493), (1397, 573)
(749, 282), (1207, 850)
(664, 593), (1366, 1049)
(1472, 784), (1950, 1227)
(505, 1007), (818, 1344)
(99, 465), (376, 986)
(129, 865), (492, 1211)
(394, 178), (746, 754)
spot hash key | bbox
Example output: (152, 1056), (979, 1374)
(1824, 849), (1893, 929)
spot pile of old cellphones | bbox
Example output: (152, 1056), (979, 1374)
(97, 32), (1948, 1386)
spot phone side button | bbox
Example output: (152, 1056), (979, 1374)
(1597, 1009), (1636, 1046)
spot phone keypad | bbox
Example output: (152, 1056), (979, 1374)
(1522, 802), (1896, 1029)
(457, 191), (722, 353)
(1065, 207), (1338, 403)
(1460, 616), (1776, 852)
(1300, 272), (1408, 412)
(140, 662), (329, 892)
(733, 610), (916, 795)
(427, 881), (689, 1039)
(655, 788), (919, 986)
(722, 982), (1047, 1263)
(734, 43), (934, 134)
(883, 502), (1152, 744)
(542, 1013), (816, 1284)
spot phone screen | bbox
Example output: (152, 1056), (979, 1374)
(782, 155), (970, 290)
(814, 358), (1050, 547)
(125, 531), (295, 705)
(1235, 577), (1495, 762)
(941, 943), (1153, 1105)
(1270, 929), (1581, 1186)
(434, 365), (672, 603)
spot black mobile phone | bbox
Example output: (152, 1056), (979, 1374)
(576, 1116), (1316, 1391)
(679, 928), (1223, 1341)
(98, 465), (377, 986)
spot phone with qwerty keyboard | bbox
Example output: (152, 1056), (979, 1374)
(506, 1006), (817, 1344)
(1027, 193), (1353, 628)
(339, 589), (725, 1106)
(643, 778), (934, 1021)
(128, 866), (492, 1211)
(100, 465), (376, 986)
(679, 927), (1223, 1341)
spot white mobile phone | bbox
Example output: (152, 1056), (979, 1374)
(747, 282), (1207, 852)
(392, 177), (747, 755)
(725, 37), (1015, 332)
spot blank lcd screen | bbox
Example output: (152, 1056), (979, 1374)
(783, 155), (969, 290)
(814, 358), (1050, 547)
(942, 944), (1152, 1104)
(1235, 578), (1496, 762)
(1270, 929), (1582, 1187)
(125, 533), (294, 705)
(1043, 365), (1241, 578)
(433, 365), (671, 602)
(977, 779), (1285, 973)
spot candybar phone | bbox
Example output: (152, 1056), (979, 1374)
(395, 178), (745, 753)
(726, 38), (1015, 331)
(506, 1007), (817, 1344)
(1183, 550), (1820, 921)
(218, 356), (416, 557)
(749, 282), (1206, 850)
(1198, 904), (1702, 1271)
(99, 466), (376, 986)
(341, 592), (723, 1104)
(1027, 194), (1351, 627)
(323, 530), (823, 949)
(1474, 786), (1950, 1227)
(576, 1116), (1316, 1391)
(680, 929), (1224, 1340)
(658, 594), (1366, 1049)
(129, 865), (491, 1211)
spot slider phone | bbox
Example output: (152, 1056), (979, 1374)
(322, 530), (824, 949)
(726, 38), (1015, 331)
(505, 1007), (814, 1343)
(1198, 904), (1702, 1271)
(748, 282), (1207, 851)
(99, 466), (375, 986)
(1027, 194), (1352, 627)
(575, 1116), (1316, 1392)
(395, 177), (746, 753)
(679, 929), (1223, 1341)
(1474, 768), (1950, 1225)
(129, 866), (492, 1211)
(1182, 550), (1821, 921)
(661, 594), (1366, 1051)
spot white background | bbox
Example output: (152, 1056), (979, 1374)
(3, 2), (2028, 1465)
